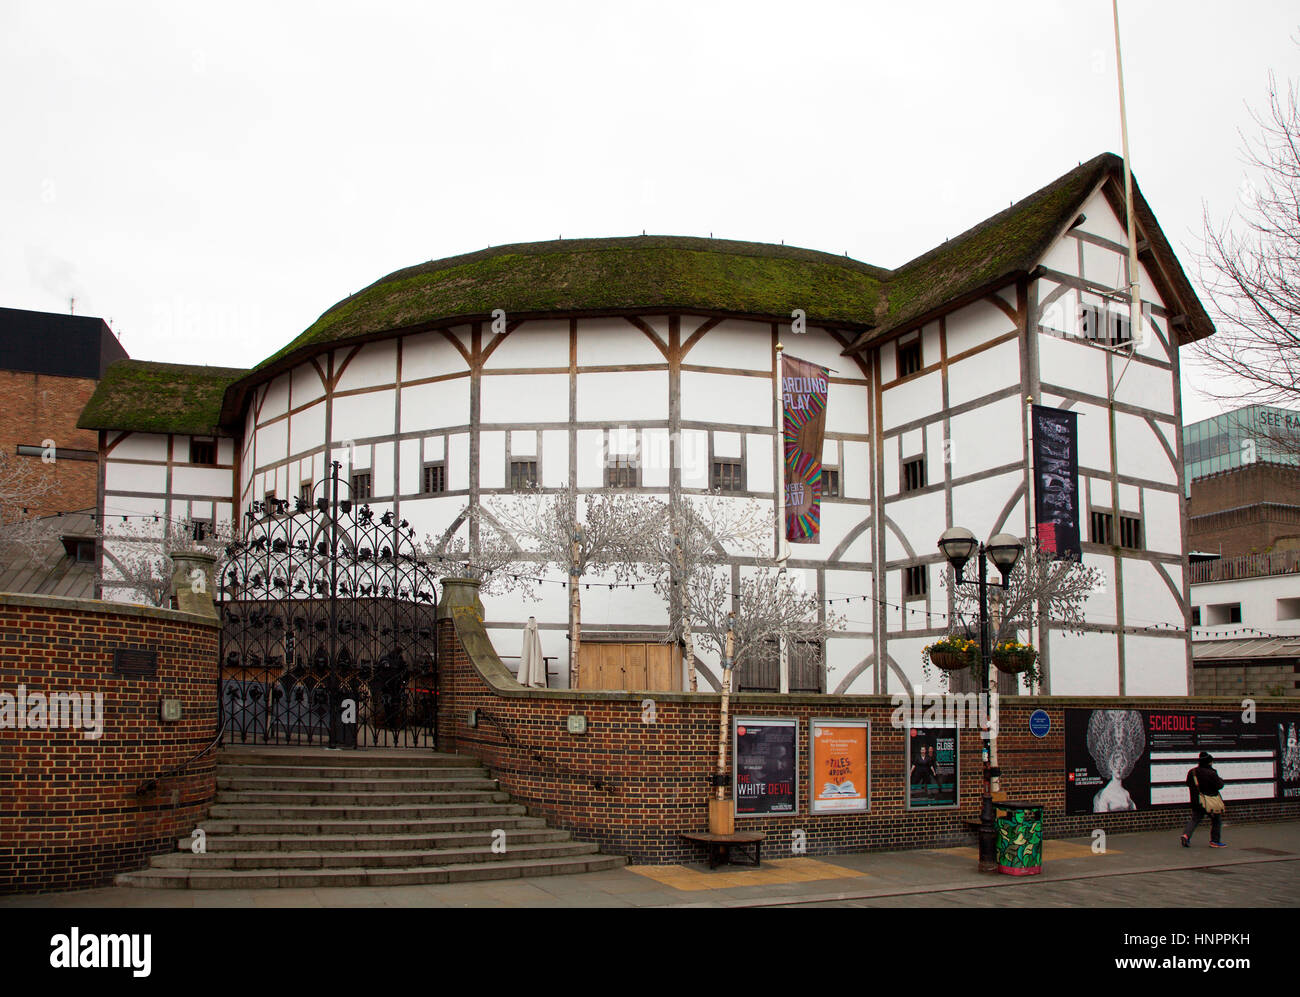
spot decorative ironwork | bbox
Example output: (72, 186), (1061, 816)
(217, 462), (439, 748)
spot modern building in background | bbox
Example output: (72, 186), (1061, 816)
(79, 153), (1215, 696)
(1182, 404), (1300, 496)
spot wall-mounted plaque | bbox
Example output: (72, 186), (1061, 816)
(112, 648), (157, 677)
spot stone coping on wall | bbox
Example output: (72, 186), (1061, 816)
(436, 578), (1300, 708)
(0, 591), (221, 629)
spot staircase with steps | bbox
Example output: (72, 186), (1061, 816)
(117, 747), (625, 889)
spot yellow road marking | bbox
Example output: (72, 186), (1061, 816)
(626, 858), (867, 892)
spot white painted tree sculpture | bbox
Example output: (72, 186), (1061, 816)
(419, 504), (533, 599)
(490, 485), (661, 687)
(687, 566), (843, 799)
(0, 449), (61, 570)
(644, 492), (771, 691)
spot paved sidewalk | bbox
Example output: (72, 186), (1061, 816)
(4, 819), (1298, 908)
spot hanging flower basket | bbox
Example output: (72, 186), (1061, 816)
(992, 642), (1038, 675)
(922, 637), (978, 672)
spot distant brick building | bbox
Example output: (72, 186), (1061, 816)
(0, 306), (127, 518)
(1187, 461), (1300, 558)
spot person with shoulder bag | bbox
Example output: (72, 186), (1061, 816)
(1180, 751), (1227, 848)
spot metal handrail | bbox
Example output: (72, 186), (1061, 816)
(473, 708), (617, 795)
(135, 714), (228, 797)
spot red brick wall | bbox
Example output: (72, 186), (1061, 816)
(436, 597), (1300, 864)
(0, 594), (219, 893)
(0, 370), (100, 517)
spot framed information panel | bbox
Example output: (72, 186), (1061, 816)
(733, 717), (798, 817)
(809, 719), (870, 813)
(905, 725), (959, 810)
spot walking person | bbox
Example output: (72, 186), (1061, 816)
(1181, 751), (1227, 848)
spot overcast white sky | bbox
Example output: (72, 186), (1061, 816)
(2, 1), (1296, 424)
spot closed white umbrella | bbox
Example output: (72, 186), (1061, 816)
(519, 617), (546, 688)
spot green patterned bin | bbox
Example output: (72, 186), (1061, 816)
(995, 801), (1044, 876)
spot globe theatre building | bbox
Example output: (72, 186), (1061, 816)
(79, 153), (1214, 696)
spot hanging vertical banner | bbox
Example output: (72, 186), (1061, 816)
(782, 354), (830, 543)
(1031, 404), (1081, 559)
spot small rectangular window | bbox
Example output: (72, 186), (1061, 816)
(711, 458), (743, 492)
(1091, 510), (1114, 545)
(262, 492), (279, 517)
(1119, 514), (1143, 550)
(1191, 607), (1202, 627)
(904, 564), (928, 600)
(605, 454), (638, 489)
(351, 473), (372, 501)
(897, 340), (922, 377)
(190, 439), (218, 465)
(902, 457), (926, 493)
(299, 481), (313, 509)
(823, 468), (840, 498)
(424, 462), (448, 494)
(191, 519), (212, 542)
(508, 460), (537, 491)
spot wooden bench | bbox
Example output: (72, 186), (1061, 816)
(681, 831), (766, 869)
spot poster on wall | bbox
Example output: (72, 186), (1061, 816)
(781, 354), (830, 544)
(810, 719), (870, 813)
(1031, 404), (1081, 560)
(1064, 708), (1300, 815)
(906, 726), (958, 809)
(734, 717), (798, 816)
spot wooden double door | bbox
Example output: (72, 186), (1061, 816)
(576, 641), (682, 692)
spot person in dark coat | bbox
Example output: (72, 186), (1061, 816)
(1181, 751), (1226, 848)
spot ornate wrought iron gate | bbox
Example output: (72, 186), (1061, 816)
(217, 464), (439, 748)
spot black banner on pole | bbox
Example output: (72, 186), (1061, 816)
(1031, 404), (1081, 560)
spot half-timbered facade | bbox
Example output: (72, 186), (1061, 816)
(79, 153), (1214, 696)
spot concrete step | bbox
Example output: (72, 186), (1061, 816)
(216, 775), (499, 793)
(117, 854), (628, 890)
(178, 828), (571, 853)
(207, 802), (529, 821)
(217, 749), (463, 768)
(153, 840), (599, 870)
(216, 789), (510, 806)
(215, 764), (489, 781)
(197, 815), (549, 836)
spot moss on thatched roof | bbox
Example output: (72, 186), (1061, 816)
(78, 360), (247, 436)
(255, 236), (891, 372)
(83, 153), (1212, 436)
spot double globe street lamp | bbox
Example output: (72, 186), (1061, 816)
(937, 526), (1023, 872)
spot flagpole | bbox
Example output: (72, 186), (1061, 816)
(1113, 0), (1143, 348)
(775, 341), (790, 694)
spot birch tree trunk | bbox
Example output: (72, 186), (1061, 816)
(683, 624), (698, 693)
(714, 619), (735, 800)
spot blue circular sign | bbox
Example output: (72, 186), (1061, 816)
(1029, 709), (1051, 738)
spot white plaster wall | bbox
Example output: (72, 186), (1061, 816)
(106, 463), (166, 493)
(480, 431), (506, 489)
(291, 362), (326, 405)
(576, 317), (664, 367)
(942, 298), (1017, 363)
(540, 430), (569, 487)
(685, 319), (771, 370)
(107, 433), (169, 461)
(577, 371), (667, 422)
(335, 342), (397, 392)
(171, 466), (233, 497)
(825, 381), (869, 436)
(948, 395), (1023, 474)
(681, 371), (770, 427)
(331, 389), (396, 443)
(1122, 559), (1185, 631)
(290, 402), (326, 456)
(1115, 411), (1178, 486)
(1050, 630), (1120, 694)
(401, 377), (470, 433)
(1192, 574), (1300, 637)
(485, 319), (571, 370)
(1120, 635), (1189, 695)
(880, 370), (942, 431)
(402, 330), (470, 381)
(481, 373), (568, 425)
(1142, 489), (1183, 555)
(259, 375), (291, 421)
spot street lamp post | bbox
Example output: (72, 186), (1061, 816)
(937, 527), (1023, 873)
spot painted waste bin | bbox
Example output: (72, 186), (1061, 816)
(995, 801), (1044, 875)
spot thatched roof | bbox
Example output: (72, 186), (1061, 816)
(78, 359), (247, 436)
(79, 153), (1214, 436)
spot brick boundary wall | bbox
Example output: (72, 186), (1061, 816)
(436, 579), (1300, 865)
(0, 593), (220, 894)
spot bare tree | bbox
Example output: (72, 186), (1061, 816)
(418, 504), (534, 599)
(1195, 67), (1300, 459)
(942, 539), (1105, 689)
(644, 492), (772, 691)
(0, 450), (62, 569)
(687, 566), (844, 798)
(490, 485), (661, 687)
(99, 515), (235, 607)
